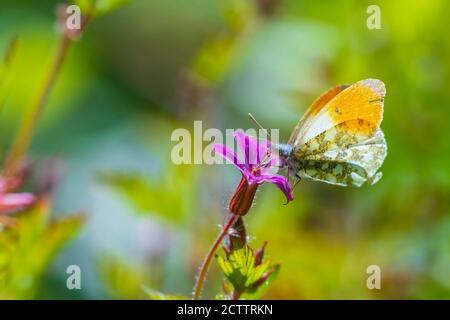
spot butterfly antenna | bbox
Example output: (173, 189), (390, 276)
(248, 113), (271, 139)
(248, 113), (273, 163)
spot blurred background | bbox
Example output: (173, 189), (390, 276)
(1, 0), (450, 299)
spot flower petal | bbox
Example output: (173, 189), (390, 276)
(214, 130), (295, 205)
(259, 153), (282, 176)
(0, 193), (35, 214)
(233, 130), (271, 168)
(212, 144), (247, 175)
(256, 174), (294, 203)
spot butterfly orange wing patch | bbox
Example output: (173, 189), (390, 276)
(298, 79), (385, 144)
(288, 84), (349, 146)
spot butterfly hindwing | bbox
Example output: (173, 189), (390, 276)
(295, 127), (387, 186)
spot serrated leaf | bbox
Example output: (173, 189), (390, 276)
(241, 264), (280, 300)
(216, 245), (275, 295)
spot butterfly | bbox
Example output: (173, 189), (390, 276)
(275, 78), (387, 187)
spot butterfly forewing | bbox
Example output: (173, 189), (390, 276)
(288, 84), (349, 146)
(288, 79), (387, 187)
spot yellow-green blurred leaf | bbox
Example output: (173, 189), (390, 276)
(0, 200), (85, 299)
(0, 37), (19, 112)
(189, 0), (258, 85)
(98, 165), (197, 226)
(143, 287), (188, 300)
(75, 0), (130, 17)
(99, 256), (149, 299)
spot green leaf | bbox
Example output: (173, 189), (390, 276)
(75, 0), (130, 17)
(0, 37), (19, 113)
(143, 287), (188, 300)
(189, 0), (258, 85)
(98, 256), (149, 299)
(216, 245), (276, 296)
(98, 165), (197, 225)
(95, 0), (130, 15)
(0, 200), (85, 299)
(242, 264), (280, 300)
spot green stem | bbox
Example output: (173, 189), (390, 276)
(4, 34), (72, 177)
(193, 213), (238, 300)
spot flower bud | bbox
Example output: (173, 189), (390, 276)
(224, 217), (247, 252)
(229, 175), (258, 216)
(253, 241), (267, 266)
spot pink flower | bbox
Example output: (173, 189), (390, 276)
(213, 130), (293, 216)
(0, 175), (35, 215)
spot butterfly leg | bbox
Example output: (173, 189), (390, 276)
(292, 174), (301, 191)
(287, 165), (301, 191)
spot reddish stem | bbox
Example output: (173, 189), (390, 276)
(231, 289), (241, 300)
(4, 35), (72, 177)
(193, 213), (238, 300)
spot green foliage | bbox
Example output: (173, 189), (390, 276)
(2, 0), (450, 300)
(216, 244), (279, 299)
(190, 0), (258, 85)
(99, 256), (149, 299)
(143, 287), (189, 300)
(0, 37), (18, 113)
(75, 0), (130, 17)
(98, 165), (197, 226)
(0, 200), (85, 299)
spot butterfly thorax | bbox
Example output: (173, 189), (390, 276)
(276, 143), (297, 170)
(275, 143), (305, 181)
(277, 143), (294, 160)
